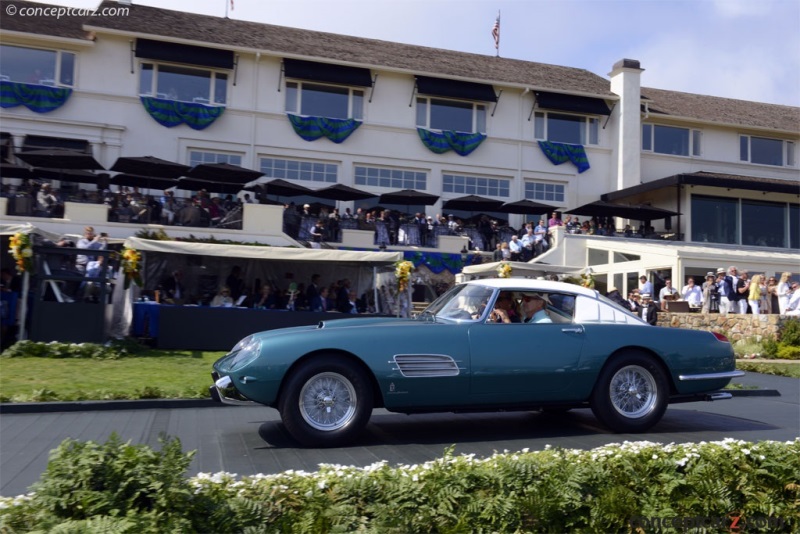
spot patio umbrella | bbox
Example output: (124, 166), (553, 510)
(246, 178), (313, 197)
(378, 189), (439, 206)
(311, 183), (376, 201)
(186, 162), (263, 184)
(442, 194), (504, 212)
(0, 162), (33, 179)
(110, 174), (178, 191)
(34, 168), (106, 186)
(15, 149), (104, 170)
(176, 178), (245, 195)
(565, 200), (679, 220)
(110, 156), (189, 179)
(498, 199), (560, 215)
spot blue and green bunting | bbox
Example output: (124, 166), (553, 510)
(537, 141), (590, 173)
(417, 128), (486, 156)
(404, 251), (464, 274)
(287, 114), (362, 143)
(0, 81), (72, 113)
(140, 96), (225, 130)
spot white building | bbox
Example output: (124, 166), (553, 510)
(1, 0), (798, 296)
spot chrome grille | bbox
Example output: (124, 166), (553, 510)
(392, 354), (460, 377)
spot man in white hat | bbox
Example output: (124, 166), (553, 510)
(716, 267), (732, 315)
(639, 293), (659, 325)
(520, 292), (552, 323)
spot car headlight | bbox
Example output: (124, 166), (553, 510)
(228, 336), (262, 372)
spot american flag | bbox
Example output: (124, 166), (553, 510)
(491, 14), (500, 50)
(230, 0), (234, 10)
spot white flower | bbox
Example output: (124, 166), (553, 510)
(21, 248), (33, 257)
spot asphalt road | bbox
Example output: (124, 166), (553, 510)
(1, 372), (798, 498)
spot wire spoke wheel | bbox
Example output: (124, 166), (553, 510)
(609, 364), (657, 418)
(298, 372), (358, 431)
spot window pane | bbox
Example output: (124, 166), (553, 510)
(653, 125), (689, 156)
(534, 112), (545, 139)
(301, 83), (349, 119)
(589, 118), (599, 145)
(139, 63), (154, 95)
(352, 90), (363, 120)
(740, 135), (748, 161)
(692, 130), (701, 156)
(157, 64), (211, 102)
(416, 98), (427, 127)
(547, 113), (584, 144)
(285, 82), (298, 113)
(791, 204), (799, 249)
(742, 199), (785, 247)
(691, 195), (738, 244)
(0, 45), (57, 84)
(788, 142), (796, 167)
(476, 105), (486, 133)
(750, 136), (783, 166)
(642, 124), (652, 151)
(59, 52), (75, 86)
(214, 73), (227, 104)
(430, 99), (473, 132)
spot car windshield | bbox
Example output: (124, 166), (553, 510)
(421, 284), (495, 322)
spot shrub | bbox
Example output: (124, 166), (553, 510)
(776, 345), (800, 360)
(1, 437), (798, 533)
(0, 340), (147, 360)
(779, 317), (800, 346)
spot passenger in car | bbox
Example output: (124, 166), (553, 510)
(489, 292), (520, 323)
(520, 293), (552, 323)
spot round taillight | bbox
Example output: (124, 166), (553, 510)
(712, 332), (729, 343)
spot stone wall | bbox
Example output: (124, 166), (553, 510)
(655, 313), (787, 342)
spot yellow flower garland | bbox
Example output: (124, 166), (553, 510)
(395, 260), (414, 293)
(497, 262), (513, 278)
(8, 232), (34, 274)
(118, 246), (143, 289)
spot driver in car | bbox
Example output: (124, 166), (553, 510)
(520, 292), (552, 323)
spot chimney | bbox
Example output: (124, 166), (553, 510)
(609, 59), (644, 191)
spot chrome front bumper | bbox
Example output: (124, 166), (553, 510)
(678, 370), (745, 381)
(209, 375), (257, 406)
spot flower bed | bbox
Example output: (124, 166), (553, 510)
(1, 436), (797, 532)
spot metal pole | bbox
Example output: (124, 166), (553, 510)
(18, 271), (29, 340)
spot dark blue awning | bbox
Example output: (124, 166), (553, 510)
(535, 91), (611, 116)
(416, 76), (497, 103)
(283, 58), (372, 87)
(135, 39), (234, 70)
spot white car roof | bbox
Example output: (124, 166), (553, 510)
(466, 278), (599, 298)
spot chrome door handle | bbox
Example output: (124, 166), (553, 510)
(561, 326), (583, 333)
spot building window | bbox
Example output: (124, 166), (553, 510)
(354, 166), (426, 189)
(140, 62), (227, 104)
(285, 81), (363, 120)
(443, 173), (509, 197)
(691, 194), (797, 249)
(524, 181), (566, 203)
(189, 151), (242, 167)
(534, 111), (599, 145)
(642, 124), (701, 156)
(260, 157), (338, 183)
(0, 44), (75, 86)
(417, 98), (486, 133)
(739, 135), (795, 167)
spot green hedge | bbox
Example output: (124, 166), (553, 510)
(1, 435), (798, 533)
(0, 340), (147, 360)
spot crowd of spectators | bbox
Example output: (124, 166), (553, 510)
(2, 181), (244, 229)
(609, 267), (798, 322)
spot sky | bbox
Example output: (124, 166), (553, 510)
(25, 0), (800, 107)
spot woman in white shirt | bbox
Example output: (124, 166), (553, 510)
(681, 277), (703, 307)
(777, 272), (792, 315)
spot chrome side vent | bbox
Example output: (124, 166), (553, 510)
(393, 354), (460, 377)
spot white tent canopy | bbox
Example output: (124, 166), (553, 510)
(124, 236), (402, 264)
(462, 260), (583, 279)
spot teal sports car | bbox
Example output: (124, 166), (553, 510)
(211, 279), (743, 447)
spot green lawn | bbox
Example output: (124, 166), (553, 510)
(0, 350), (225, 402)
(736, 361), (800, 379)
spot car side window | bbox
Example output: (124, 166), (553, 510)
(546, 293), (575, 324)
